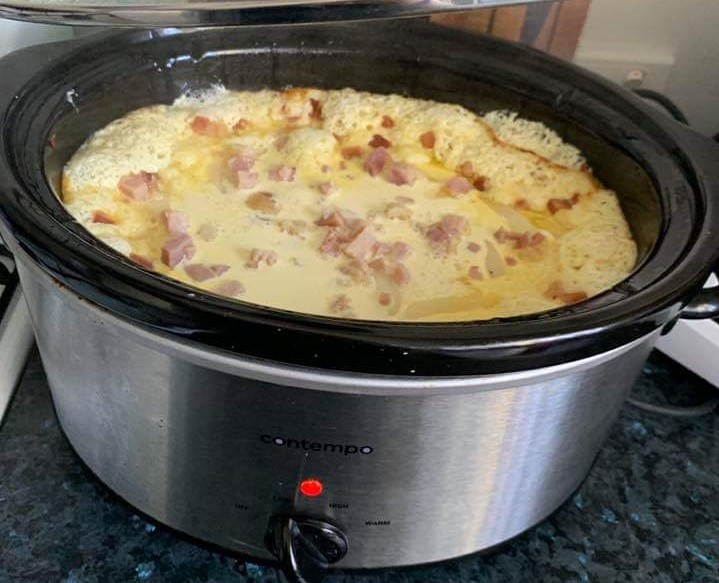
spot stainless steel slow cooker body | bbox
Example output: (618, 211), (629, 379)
(1, 22), (719, 578)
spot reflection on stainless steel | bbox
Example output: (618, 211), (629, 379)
(17, 247), (656, 568)
(0, 0), (545, 27)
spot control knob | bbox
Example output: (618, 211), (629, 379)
(267, 516), (348, 583)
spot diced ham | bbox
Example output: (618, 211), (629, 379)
(515, 233), (532, 249)
(467, 241), (481, 253)
(364, 147), (391, 176)
(340, 259), (371, 282)
(384, 203), (412, 220)
(381, 115), (395, 129)
(391, 263), (411, 286)
(369, 257), (387, 272)
(341, 146), (363, 160)
(547, 198), (574, 214)
(545, 281), (588, 304)
(228, 147), (256, 172)
(197, 223), (218, 241)
(247, 248), (278, 268)
(118, 171), (158, 201)
(269, 165), (296, 182)
(369, 134), (392, 148)
(330, 294), (353, 316)
(473, 175), (489, 191)
(378, 291), (392, 306)
(92, 211), (116, 225)
(191, 115), (212, 134)
(246, 192), (279, 214)
(389, 241), (411, 261)
(191, 115), (225, 136)
(426, 214), (470, 254)
(163, 210), (189, 236)
(514, 199), (530, 210)
(316, 209), (346, 228)
(445, 176), (472, 196)
(548, 195), (580, 214)
(370, 253), (411, 286)
(208, 264), (228, 276)
(426, 224), (451, 247)
(320, 230), (343, 257)
(161, 234), (196, 268)
(505, 256), (517, 266)
(343, 227), (376, 262)
(317, 181), (337, 195)
(317, 210), (370, 258)
(215, 279), (245, 297)
(375, 241), (392, 255)
(440, 214), (470, 235)
(458, 161), (474, 178)
(129, 253), (153, 269)
(309, 98), (322, 120)
(494, 227), (545, 249)
(494, 228), (511, 244)
(420, 131), (436, 149)
(236, 170), (258, 189)
(184, 263), (216, 282)
(232, 118), (250, 132)
(387, 163), (417, 187)
(468, 266), (483, 280)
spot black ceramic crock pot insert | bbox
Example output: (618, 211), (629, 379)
(1, 21), (718, 376)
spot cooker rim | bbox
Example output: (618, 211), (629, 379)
(1, 21), (718, 376)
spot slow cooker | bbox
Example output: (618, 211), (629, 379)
(1, 16), (719, 583)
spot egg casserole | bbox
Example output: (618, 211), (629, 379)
(61, 88), (637, 321)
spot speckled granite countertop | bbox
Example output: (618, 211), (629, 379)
(1, 351), (718, 583)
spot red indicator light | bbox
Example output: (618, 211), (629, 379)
(299, 479), (324, 497)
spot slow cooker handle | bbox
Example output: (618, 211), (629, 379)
(651, 113), (719, 321)
(269, 515), (349, 583)
(681, 268), (719, 319)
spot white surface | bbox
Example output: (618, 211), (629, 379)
(575, 0), (719, 137)
(655, 274), (719, 389)
(656, 319), (719, 389)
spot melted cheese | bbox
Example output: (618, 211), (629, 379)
(62, 88), (637, 322)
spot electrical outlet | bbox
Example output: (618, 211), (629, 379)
(573, 48), (675, 93)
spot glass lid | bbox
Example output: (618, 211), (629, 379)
(0, 0), (537, 27)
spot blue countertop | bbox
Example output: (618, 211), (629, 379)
(1, 351), (718, 583)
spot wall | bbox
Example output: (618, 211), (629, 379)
(576, 0), (719, 136)
(0, 20), (73, 57)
